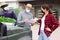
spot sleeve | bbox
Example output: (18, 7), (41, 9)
(17, 12), (24, 24)
(51, 14), (59, 32)
(38, 27), (40, 35)
(12, 11), (17, 20)
(37, 19), (41, 23)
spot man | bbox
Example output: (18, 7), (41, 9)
(0, 2), (17, 20)
(17, 4), (35, 40)
(0, 2), (17, 36)
(17, 4), (34, 29)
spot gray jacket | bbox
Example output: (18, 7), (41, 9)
(17, 10), (33, 29)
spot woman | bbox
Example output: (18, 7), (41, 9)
(37, 4), (59, 40)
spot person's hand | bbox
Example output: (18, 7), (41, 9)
(33, 17), (39, 22)
(45, 27), (51, 32)
(24, 19), (29, 23)
(31, 23), (35, 26)
(34, 17), (38, 20)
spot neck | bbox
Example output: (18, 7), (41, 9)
(45, 11), (49, 16)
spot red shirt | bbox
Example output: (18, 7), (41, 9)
(37, 13), (59, 37)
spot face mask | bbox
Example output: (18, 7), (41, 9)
(4, 6), (9, 10)
(25, 9), (30, 13)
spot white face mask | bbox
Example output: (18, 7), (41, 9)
(25, 9), (30, 13)
(4, 6), (9, 10)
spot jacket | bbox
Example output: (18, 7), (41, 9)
(37, 13), (59, 37)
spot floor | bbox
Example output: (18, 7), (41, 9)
(31, 24), (60, 40)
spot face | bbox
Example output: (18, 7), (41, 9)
(26, 6), (31, 10)
(4, 6), (9, 10)
(25, 7), (31, 12)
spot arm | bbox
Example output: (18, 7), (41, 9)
(17, 12), (24, 24)
(12, 11), (17, 20)
(38, 27), (40, 35)
(37, 14), (44, 23)
(37, 19), (41, 23)
(51, 14), (59, 32)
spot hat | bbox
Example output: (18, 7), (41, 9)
(25, 4), (33, 9)
(0, 2), (8, 8)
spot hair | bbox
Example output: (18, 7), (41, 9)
(41, 4), (52, 14)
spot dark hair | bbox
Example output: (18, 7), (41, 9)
(1, 4), (8, 8)
(41, 4), (52, 14)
